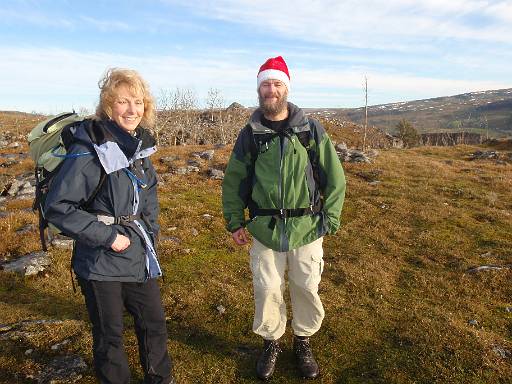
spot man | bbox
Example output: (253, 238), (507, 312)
(222, 56), (346, 380)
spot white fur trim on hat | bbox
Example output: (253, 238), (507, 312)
(257, 69), (290, 91)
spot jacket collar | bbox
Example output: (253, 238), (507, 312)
(249, 102), (309, 134)
(74, 118), (157, 174)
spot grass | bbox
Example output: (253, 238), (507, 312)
(0, 136), (511, 383)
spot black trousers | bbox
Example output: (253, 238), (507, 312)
(78, 278), (173, 384)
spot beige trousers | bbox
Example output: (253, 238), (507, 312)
(249, 237), (325, 340)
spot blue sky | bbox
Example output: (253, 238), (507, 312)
(0, 0), (511, 113)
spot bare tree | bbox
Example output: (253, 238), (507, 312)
(205, 88), (225, 143)
(180, 88), (198, 144)
(156, 88), (182, 145)
(362, 76), (368, 151)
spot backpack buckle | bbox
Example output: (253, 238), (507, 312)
(115, 215), (130, 225)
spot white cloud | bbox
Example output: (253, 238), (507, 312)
(169, 0), (512, 47)
(0, 7), (73, 28)
(0, 45), (508, 111)
(79, 16), (132, 32)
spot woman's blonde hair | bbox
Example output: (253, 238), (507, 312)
(96, 68), (155, 128)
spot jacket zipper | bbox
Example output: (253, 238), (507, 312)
(279, 135), (287, 251)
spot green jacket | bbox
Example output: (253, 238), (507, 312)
(222, 103), (346, 252)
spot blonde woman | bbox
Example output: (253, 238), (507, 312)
(45, 68), (174, 384)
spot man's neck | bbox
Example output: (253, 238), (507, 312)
(263, 108), (289, 122)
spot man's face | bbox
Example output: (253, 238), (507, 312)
(258, 79), (288, 116)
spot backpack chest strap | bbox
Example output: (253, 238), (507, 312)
(254, 205), (321, 219)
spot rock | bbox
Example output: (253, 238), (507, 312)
(202, 214), (213, 219)
(505, 307), (512, 313)
(216, 304), (226, 315)
(492, 345), (511, 359)
(161, 236), (181, 244)
(36, 354), (87, 383)
(199, 150), (215, 160)
(468, 319), (479, 327)
(469, 151), (499, 160)
(335, 142), (348, 152)
(159, 156), (180, 166)
(337, 147), (372, 163)
(1, 251), (51, 276)
(174, 166), (199, 175)
(51, 338), (71, 350)
(15, 224), (35, 234)
(208, 168), (224, 180)
(18, 181), (35, 196)
(50, 238), (74, 250)
(479, 251), (492, 257)
(24, 349), (33, 355)
(190, 228), (199, 236)
(7, 180), (22, 196)
(7, 142), (20, 149)
(18, 185), (36, 196)
(0, 160), (16, 168)
(0, 324), (14, 332)
(368, 181), (381, 186)
(187, 160), (201, 168)
(467, 264), (512, 273)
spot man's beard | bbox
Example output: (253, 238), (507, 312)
(258, 91), (288, 117)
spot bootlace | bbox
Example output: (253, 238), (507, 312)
(264, 341), (282, 362)
(295, 339), (315, 363)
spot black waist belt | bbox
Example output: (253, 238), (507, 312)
(254, 205), (321, 219)
(97, 214), (141, 225)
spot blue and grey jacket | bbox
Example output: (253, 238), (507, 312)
(44, 118), (161, 282)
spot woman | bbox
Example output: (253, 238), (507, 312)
(45, 68), (174, 384)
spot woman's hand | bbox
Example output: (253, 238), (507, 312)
(111, 234), (131, 252)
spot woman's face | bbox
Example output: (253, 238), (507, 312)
(111, 83), (144, 132)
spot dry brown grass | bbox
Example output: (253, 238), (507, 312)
(0, 137), (511, 383)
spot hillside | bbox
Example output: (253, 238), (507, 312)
(306, 88), (512, 137)
(0, 121), (511, 383)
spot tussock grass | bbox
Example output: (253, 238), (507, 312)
(0, 143), (511, 383)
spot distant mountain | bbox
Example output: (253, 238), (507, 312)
(306, 88), (512, 137)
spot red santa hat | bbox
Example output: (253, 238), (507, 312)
(257, 56), (290, 90)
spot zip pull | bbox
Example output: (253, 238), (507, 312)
(124, 168), (147, 190)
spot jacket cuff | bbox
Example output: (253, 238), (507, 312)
(104, 227), (118, 249)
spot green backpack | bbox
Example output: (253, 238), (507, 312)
(28, 112), (106, 251)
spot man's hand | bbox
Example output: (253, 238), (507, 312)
(111, 234), (131, 252)
(232, 227), (249, 245)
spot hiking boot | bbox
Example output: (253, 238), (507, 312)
(256, 339), (281, 380)
(293, 336), (319, 379)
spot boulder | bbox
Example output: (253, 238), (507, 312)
(1, 252), (51, 276)
(208, 168), (224, 180)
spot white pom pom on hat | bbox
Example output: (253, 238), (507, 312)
(257, 56), (290, 90)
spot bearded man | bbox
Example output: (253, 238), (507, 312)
(222, 56), (346, 380)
